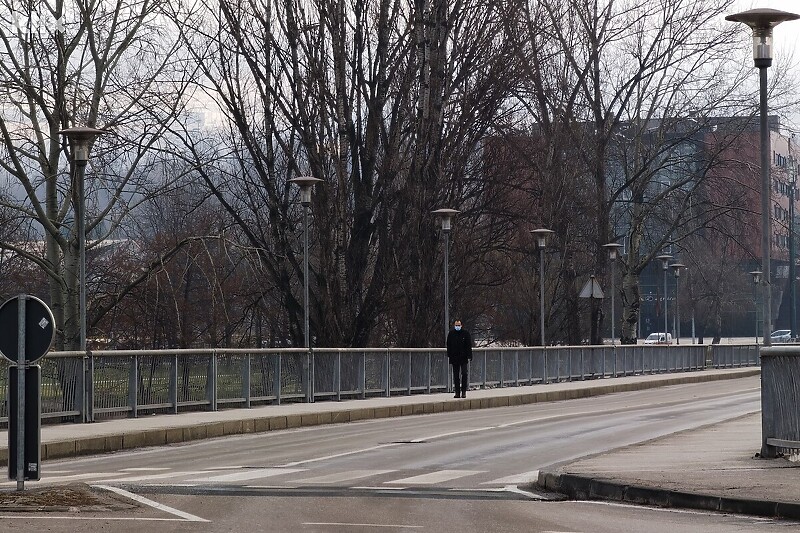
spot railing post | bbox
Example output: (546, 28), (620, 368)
(207, 351), (218, 411)
(406, 351), (412, 396)
(360, 351), (367, 399)
(515, 350), (520, 387)
(757, 346), (797, 459)
(543, 348), (548, 384)
(499, 350), (504, 388)
(385, 348), (391, 398)
(426, 351), (432, 394)
(128, 354), (139, 418)
(86, 353), (94, 422)
(483, 350), (488, 388)
(444, 351), (450, 393)
(306, 348), (315, 403)
(528, 350), (533, 384)
(274, 352), (282, 405)
(244, 353), (251, 408)
(336, 350), (342, 401)
(170, 354), (178, 414)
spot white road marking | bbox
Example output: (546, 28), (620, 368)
(0, 516), (200, 522)
(0, 472), (119, 486)
(294, 469), (396, 484)
(502, 484), (551, 499)
(192, 467), (305, 482)
(409, 412), (596, 443)
(384, 470), (484, 484)
(482, 469), (540, 485)
(577, 500), (778, 521)
(96, 470), (215, 482)
(277, 444), (395, 467)
(93, 485), (209, 522)
(303, 523), (421, 529)
(121, 467), (171, 472)
(351, 486), (407, 490)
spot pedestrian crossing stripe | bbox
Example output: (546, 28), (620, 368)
(1, 467), (532, 488)
(383, 470), (485, 484)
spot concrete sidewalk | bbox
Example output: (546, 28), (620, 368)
(5, 366), (791, 520)
(536, 407), (800, 520)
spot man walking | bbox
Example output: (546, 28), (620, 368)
(446, 319), (472, 398)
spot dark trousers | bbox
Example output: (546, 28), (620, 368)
(451, 361), (469, 393)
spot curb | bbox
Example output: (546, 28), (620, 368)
(536, 470), (800, 520)
(1, 368), (761, 465)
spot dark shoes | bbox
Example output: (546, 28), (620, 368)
(453, 393), (461, 398)
(461, 392), (466, 398)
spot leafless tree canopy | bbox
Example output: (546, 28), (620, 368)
(0, 0), (797, 349)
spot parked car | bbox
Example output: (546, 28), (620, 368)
(644, 332), (673, 344)
(770, 329), (792, 343)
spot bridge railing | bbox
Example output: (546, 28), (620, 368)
(0, 344), (759, 425)
(758, 346), (800, 458)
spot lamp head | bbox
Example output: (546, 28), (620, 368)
(670, 263), (686, 278)
(58, 126), (109, 163)
(656, 254), (673, 269)
(726, 9), (800, 66)
(602, 242), (623, 261)
(432, 208), (460, 232)
(289, 176), (324, 206)
(530, 228), (555, 248)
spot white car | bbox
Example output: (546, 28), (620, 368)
(770, 330), (792, 343)
(644, 332), (673, 344)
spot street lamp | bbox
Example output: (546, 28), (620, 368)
(288, 176), (323, 349)
(288, 176), (323, 403)
(58, 126), (108, 354)
(432, 208), (460, 343)
(531, 228), (555, 346)
(727, 8), (799, 346)
(670, 263), (686, 344)
(656, 254), (672, 342)
(603, 243), (624, 345)
(750, 270), (763, 344)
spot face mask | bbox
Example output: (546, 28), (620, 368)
(455, 326), (462, 331)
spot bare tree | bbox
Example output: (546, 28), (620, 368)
(167, 0), (515, 347)
(505, 0), (772, 344)
(0, 0), (193, 349)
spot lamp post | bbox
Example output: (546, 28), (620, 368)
(727, 8), (799, 346)
(288, 176), (323, 403)
(656, 254), (672, 342)
(531, 228), (554, 346)
(432, 209), (460, 343)
(670, 263), (686, 344)
(603, 243), (624, 345)
(289, 176), (323, 349)
(790, 159), (797, 340)
(751, 270), (763, 344)
(58, 126), (107, 354)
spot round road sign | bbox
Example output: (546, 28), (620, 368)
(0, 295), (56, 364)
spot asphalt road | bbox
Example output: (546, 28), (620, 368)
(2, 375), (795, 532)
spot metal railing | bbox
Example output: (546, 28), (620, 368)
(0, 344), (759, 425)
(759, 346), (800, 458)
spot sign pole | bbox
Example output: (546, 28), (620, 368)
(16, 295), (25, 491)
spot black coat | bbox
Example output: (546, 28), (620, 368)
(446, 328), (473, 363)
